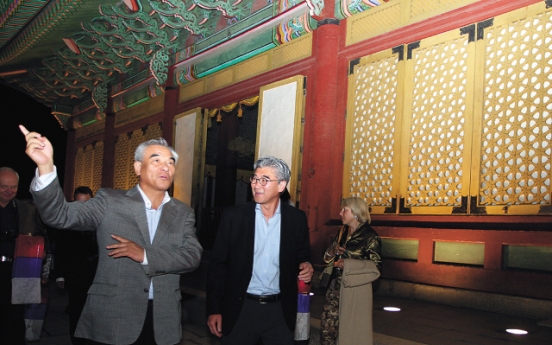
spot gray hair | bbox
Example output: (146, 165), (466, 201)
(253, 156), (291, 184)
(0, 167), (19, 181)
(134, 138), (178, 163)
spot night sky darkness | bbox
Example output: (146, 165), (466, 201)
(0, 83), (67, 200)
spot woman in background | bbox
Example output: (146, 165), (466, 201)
(320, 197), (382, 345)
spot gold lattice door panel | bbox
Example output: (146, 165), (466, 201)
(113, 134), (130, 190)
(113, 123), (162, 190)
(345, 49), (404, 214)
(470, 3), (552, 214)
(74, 148), (85, 190)
(344, 1), (552, 215)
(92, 142), (104, 192)
(74, 141), (103, 194)
(402, 29), (475, 214)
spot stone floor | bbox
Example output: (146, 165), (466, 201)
(30, 255), (552, 345)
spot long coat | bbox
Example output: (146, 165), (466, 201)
(340, 259), (380, 345)
(323, 223), (382, 345)
(206, 201), (311, 335)
(32, 178), (203, 345)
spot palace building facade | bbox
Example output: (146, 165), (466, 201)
(1, 0), (551, 317)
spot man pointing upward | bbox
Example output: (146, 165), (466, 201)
(20, 125), (202, 345)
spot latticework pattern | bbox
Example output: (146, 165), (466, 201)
(348, 3), (402, 45)
(348, 56), (399, 206)
(236, 54), (269, 81)
(407, 36), (469, 207)
(92, 141), (104, 193)
(74, 148), (85, 189)
(272, 34), (312, 69)
(478, 11), (552, 206)
(74, 142), (104, 194)
(82, 148), (94, 190)
(113, 134), (130, 190)
(129, 130), (145, 188)
(113, 124), (163, 190)
(410, 0), (471, 21)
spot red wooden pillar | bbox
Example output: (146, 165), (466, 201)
(162, 65), (178, 143)
(102, 97), (116, 188)
(302, 0), (342, 260)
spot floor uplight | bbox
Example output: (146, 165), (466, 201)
(383, 307), (401, 312)
(505, 329), (528, 335)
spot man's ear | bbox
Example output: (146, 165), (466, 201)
(278, 181), (287, 193)
(133, 161), (141, 177)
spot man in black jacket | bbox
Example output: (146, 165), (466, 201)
(207, 156), (313, 345)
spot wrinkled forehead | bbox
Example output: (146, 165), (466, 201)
(144, 145), (174, 159)
(0, 171), (19, 185)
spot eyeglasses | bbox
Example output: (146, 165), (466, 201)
(250, 176), (279, 186)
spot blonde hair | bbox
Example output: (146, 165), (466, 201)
(341, 197), (371, 224)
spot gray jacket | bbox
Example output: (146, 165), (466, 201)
(32, 178), (202, 345)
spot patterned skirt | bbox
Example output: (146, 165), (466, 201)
(320, 270), (342, 345)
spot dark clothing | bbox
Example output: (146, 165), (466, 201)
(320, 279), (341, 345)
(222, 299), (293, 345)
(0, 199), (48, 345)
(55, 230), (98, 271)
(56, 229), (98, 345)
(328, 223), (382, 275)
(0, 261), (26, 345)
(206, 201), (311, 336)
(0, 200), (18, 258)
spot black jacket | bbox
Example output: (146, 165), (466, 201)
(206, 201), (311, 334)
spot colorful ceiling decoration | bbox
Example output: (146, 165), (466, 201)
(336, 0), (388, 19)
(0, 0), (394, 129)
(0, 0), (50, 55)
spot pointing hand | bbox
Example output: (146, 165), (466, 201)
(19, 125), (55, 175)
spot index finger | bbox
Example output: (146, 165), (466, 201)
(111, 235), (129, 243)
(19, 125), (30, 136)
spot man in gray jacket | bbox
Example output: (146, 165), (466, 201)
(20, 125), (202, 345)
